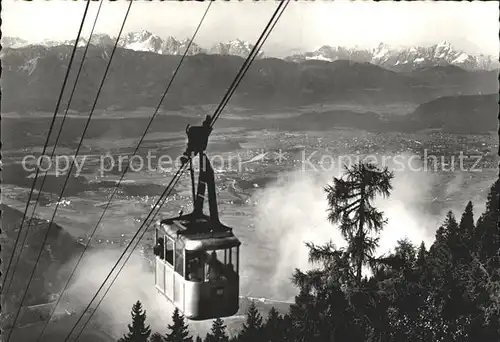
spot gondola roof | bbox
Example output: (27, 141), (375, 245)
(157, 213), (241, 251)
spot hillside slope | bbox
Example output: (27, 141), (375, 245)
(0, 204), (85, 332)
(409, 93), (499, 133)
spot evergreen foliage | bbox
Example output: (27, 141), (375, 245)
(204, 318), (229, 342)
(237, 301), (263, 342)
(165, 308), (193, 342)
(118, 301), (152, 342)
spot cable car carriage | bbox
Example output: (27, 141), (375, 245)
(153, 116), (241, 320)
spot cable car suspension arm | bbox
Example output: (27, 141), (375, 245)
(191, 152), (219, 224)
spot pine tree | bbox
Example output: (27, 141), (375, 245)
(416, 242), (426, 268)
(431, 211), (474, 336)
(264, 307), (283, 342)
(431, 211), (460, 262)
(475, 180), (500, 263)
(324, 161), (394, 285)
(238, 301), (264, 342)
(119, 301), (152, 342)
(165, 307), (193, 342)
(460, 201), (475, 242)
(279, 313), (294, 342)
(195, 336), (203, 342)
(444, 211), (460, 245)
(453, 201), (475, 263)
(204, 318), (229, 342)
(394, 238), (417, 268)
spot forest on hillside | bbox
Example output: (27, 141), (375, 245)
(117, 162), (500, 342)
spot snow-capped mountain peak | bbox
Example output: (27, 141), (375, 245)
(139, 29), (153, 38)
(288, 41), (498, 71)
(209, 39), (264, 58)
(89, 33), (114, 47)
(372, 42), (391, 60)
(230, 39), (250, 49)
(433, 40), (454, 58)
(1, 37), (29, 49)
(162, 36), (181, 54)
(436, 40), (452, 49)
(118, 30), (163, 53)
(2, 31), (497, 71)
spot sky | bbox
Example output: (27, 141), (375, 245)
(3, 0), (499, 57)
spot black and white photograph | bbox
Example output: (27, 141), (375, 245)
(1, 0), (499, 341)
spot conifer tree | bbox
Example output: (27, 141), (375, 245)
(430, 211), (458, 265)
(431, 211), (472, 336)
(279, 313), (294, 342)
(444, 211), (460, 246)
(324, 161), (394, 285)
(459, 201), (475, 242)
(416, 242), (426, 268)
(119, 301), (152, 342)
(475, 180), (500, 262)
(204, 318), (229, 342)
(165, 307), (193, 342)
(264, 307), (283, 342)
(195, 336), (203, 342)
(394, 238), (416, 269)
(238, 301), (264, 342)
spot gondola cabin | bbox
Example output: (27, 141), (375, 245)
(152, 115), (241, 320)
(153, 215), (240, 320)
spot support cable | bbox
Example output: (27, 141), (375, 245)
(4, 2), (133, 341)
(40, 1), (212, 339)
(35, 1), (106, 339)
(1, 0), (92, 296)
(65, 1), (290, 339)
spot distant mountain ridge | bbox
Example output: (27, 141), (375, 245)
(1, 30), (263, 59)
(2, 42), (498, 113)
(287, 41), (499, 72)
(1, 30), (496, 71)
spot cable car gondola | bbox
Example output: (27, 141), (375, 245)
(153, 115), (241, 320)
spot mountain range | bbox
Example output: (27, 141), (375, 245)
(2, 31), (264, 60)
(286, 41), (499, 72)
(2, 41), (498, 114)
(2, 30), (497, 71)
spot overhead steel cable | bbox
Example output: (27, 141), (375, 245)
(72, 168), (185, 341)
(62, 161), (189, 342)
(210, 0), (290, 127)
(4, 2), (134, 341)
(0, 0), (92, 296)
(40, 1), (212, 339)
(34, 1), (106, 340)
(3, 0), (105, 305)
(64, 0), (290, 338)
